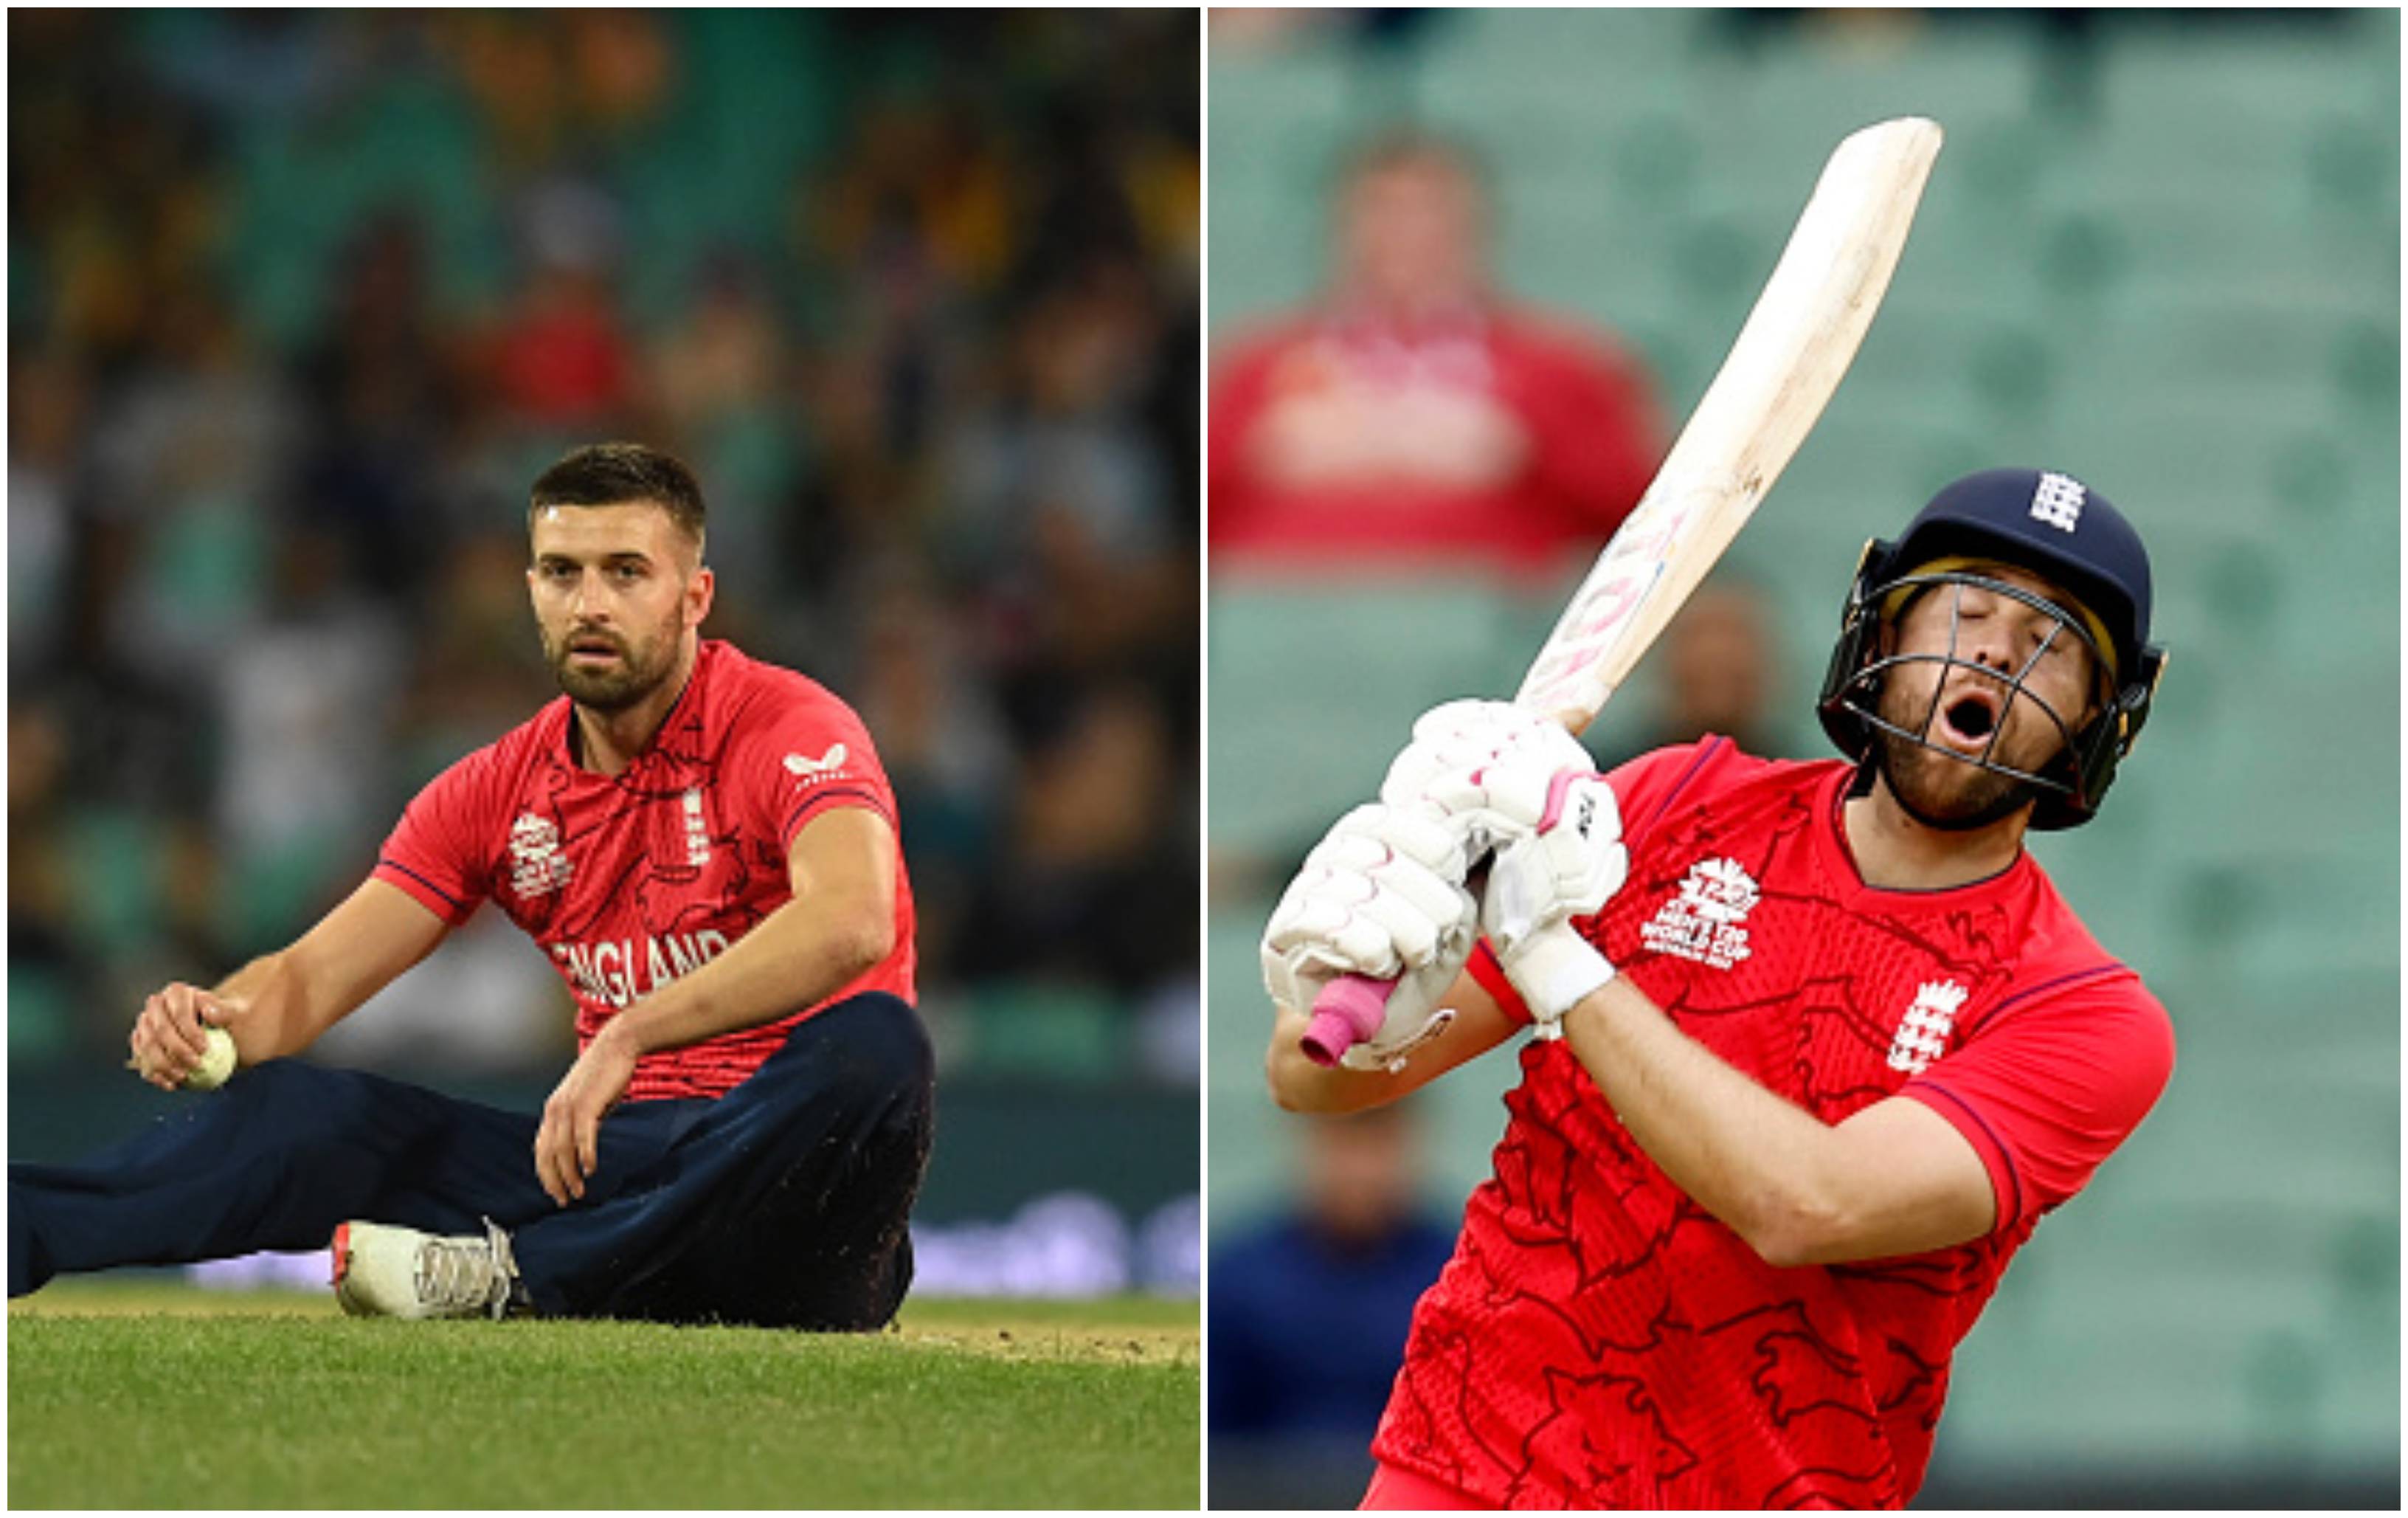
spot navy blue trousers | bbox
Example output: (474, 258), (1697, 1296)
(9, 992), (933, 1330)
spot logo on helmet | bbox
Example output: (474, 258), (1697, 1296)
(2029, 472), (2086, 533)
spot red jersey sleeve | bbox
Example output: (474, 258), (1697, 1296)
(1903, 971), (2176, 1235)
(373, 749), (505, 926)
(725, 678), (898, 856)
(1467, 739), (1740, 1026)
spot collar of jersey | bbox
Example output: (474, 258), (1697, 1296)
(549, 638), (717, 779)
(1809, 761), (2033, 908)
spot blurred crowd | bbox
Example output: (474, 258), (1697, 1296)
(1209, 1103), (1456, 1508)
(1211, 6), (2361, 68)
(9, 10), (1200, 1082)
(1208, 128), (1663, 582)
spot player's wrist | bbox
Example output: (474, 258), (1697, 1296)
(594, 1011), (654, 1060)
(1502, 926), (1616, 1032)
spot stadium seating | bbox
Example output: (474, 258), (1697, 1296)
(1207, 573), (1532, 860)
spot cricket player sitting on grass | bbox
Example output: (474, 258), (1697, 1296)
(10, 443), (933, 1331)
(1262, 469), (2175, 1508)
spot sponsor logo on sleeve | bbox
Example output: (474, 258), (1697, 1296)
(782, 743), (851, 784)
(780, 742), (857, 790)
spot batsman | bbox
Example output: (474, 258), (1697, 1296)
(1262, 467), (2175, 1508)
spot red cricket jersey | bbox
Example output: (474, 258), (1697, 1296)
(373, 639), (916, 1102)
(1208, 305), (1662, 576)
(1371, 739), (2175, 1508)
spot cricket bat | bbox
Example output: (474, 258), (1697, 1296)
(1301, 116), (1945, 1066)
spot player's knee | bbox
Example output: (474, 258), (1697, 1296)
(773, 993), (930, 1105)
(731, 999), (929, 1165)
(857, 999), (934, 1134)
(212, 1057), (321, 1107)
(213, 1060), (386, 1142)
(851, 993), (933, 1091)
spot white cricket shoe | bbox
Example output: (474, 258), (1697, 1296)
(331, 1218), (528, 1320)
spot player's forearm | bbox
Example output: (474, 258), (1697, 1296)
(1558, 979), (1849, 1267)
(603, 897), (893, 1058)
(205, 880), (455, 1063)
(209, 953), (322, 1061)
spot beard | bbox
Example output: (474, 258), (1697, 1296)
(542, 615), (682, 714)
(1869, 670), (2051, 831)
(1869, 722), (2038, 830)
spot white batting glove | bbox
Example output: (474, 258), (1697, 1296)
(1480, 771), (1627, 1032)
(1380, 699), (1596, 862)
(1262, 801), (1478, 1069)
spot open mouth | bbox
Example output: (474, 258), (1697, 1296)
(1936, 688), (2001, 751)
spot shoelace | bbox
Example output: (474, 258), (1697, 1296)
(412, 1235), (499, 1315)
(482, 1218), (525, 1319)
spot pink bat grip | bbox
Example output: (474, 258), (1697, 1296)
(1301, 973), (1397, 1066)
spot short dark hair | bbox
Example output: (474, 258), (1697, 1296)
(528, 443), (707, 552)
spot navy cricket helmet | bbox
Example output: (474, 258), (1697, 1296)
(1816, 467), (2169, 830)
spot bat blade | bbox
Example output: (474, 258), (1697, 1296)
(1301, 117), (1943, 1068)
(1517, 116), (1942, 733)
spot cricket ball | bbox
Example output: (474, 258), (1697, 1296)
(184, 1027), (238, 1091)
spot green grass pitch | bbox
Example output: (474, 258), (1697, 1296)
(9, 1281), (1198, 1508)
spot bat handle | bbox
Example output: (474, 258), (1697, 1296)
(1301, 973), (1396, 1066)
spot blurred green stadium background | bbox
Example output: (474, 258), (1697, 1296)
(10, 10), (1200, 1300)
(1208, 8), (2397, 1506)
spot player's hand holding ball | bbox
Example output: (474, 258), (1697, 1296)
(1262, 801), (1478, 1070)
(126, 982), (242, 1091)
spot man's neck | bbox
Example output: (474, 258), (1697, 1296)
(1841, 776), (2028, 891)
(573, 637), (701, 778)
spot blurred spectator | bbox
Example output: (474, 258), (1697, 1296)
(87, 288), (297, 686)
(1209, 1102), (1456, 1508)
(293, 214), (460, 598)
(645, 254), (802, 621)
(487, 179), (637, 429)
(9, 700), (87, 1061)
(849, 565), (1016, 979)
(211, 530), (406, 956)
(1209, 128), (1665, 579)
(1625, 576), (1790, 762)
(8, 10), (1197, 1088)
(8, 345), (91, 680)
(955, 680), (1191, 998)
